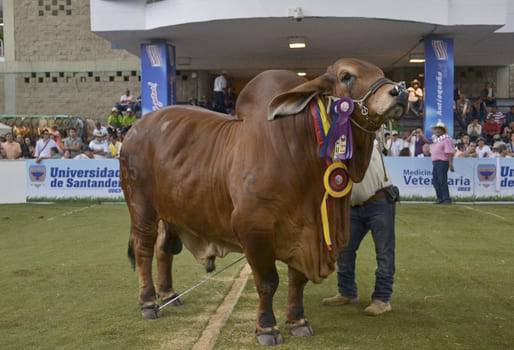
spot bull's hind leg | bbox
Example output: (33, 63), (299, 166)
(286, 266), (314, 337)
(128, 206), (159, 319)
(155, 221), (183, 306)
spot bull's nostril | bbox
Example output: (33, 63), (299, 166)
(389, 86), (399, 97)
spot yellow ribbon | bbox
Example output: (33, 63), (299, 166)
(317, 98), (331, 135)
(321, 161), (353, 248)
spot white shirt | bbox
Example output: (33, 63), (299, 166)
(387, 138), (403, 156)
(213, 75), (227, 92)
(476, 145), (492, 158)
(88, 139), (109, 159)
(351, 147), (392, 206)
(120, 94), (133, 105)
(35, 139), (59, 159)
(74, 154), (92, 159)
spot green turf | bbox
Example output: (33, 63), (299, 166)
(0, 203), (243, 350)
(216, 204), (514, 350)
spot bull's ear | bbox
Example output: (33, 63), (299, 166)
(267, 74), (334, 120)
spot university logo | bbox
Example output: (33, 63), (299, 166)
(432, 40), (448, 60)
(477, 164), (496, 187)
(146, 45), (162, 67)
(29, 165), (46, 183)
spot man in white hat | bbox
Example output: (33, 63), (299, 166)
(430, 121), (454, 204)
(88, 129), (109, 159)
(385, 130), (403, 156)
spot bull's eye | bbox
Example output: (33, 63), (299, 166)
(341, 73), (352, 83)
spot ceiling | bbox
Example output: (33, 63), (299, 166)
(98, 17), (514, 77)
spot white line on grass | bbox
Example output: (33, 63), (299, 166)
(46, 205), (96, 221)
(462, 205), (508, 222)
(191, 264), (252, 350)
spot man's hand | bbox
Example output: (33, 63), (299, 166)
(449, 164), (455, 172)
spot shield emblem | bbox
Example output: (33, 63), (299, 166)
(29, 165), (46, 182)
(477, 164), (496, 183)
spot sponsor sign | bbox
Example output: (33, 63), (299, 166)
(26, 159), (123, 200)
(424, 37), (454, 138)
(141, 43), (176, 116)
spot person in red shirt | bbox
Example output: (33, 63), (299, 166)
(482, 113), (502, 144)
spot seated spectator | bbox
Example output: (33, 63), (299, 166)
(107, 107), (122, 130)
(502, 122), (513, 142)
(399, 147), (411, 157)
(487, 105), (506, 126)
(385, 130), (403, 156)
(116, 89), (134, 112)
(1, 133), (22, 159)
(506, 105), (514, 125)
(63, 127), (83, 158)
(121, 108), (137, 129)
(16, 134), (32, 159)
(35, 129), (62, 163)
(454, 93), (471, 131)
(107, 135), (122, 158)
(491, 142), (510, 158)
(460, 133), (471, 150)
(88, 130), (109, 159)
(25, 137), (35, 157)
(467, 118), (482, 141)
(50, 147), (62, 159)
(470, 98), (487, 123)
(74, 146), (95, 160)
(482, 114), (502, 144)
(50, 126), (63, 148)
(407, 79), (423, 116)
(476, 137), (492, 158)
(464, 142), (478, 158)
(406, 128), (429, 157)
(417, 144), (431, 158)
(62, 150), (71, 159)
(481, 82), (496, 107)
(94, 121), (108, 137)
(454, 142), (466, 158)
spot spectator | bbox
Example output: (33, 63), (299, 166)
(506, 106), (514, 125)
(16, 134), (32, 159)
(482, 113), (502, 144)
(50, 147), (62, 159)
(121, 108), (137, 128)
(107, 107), (122, 130)
(507, 133), (514, 154)
(62, 150), (71, 159)
(481, 82), (495, 107)
(407, 79), (423, 116)
(475, 137), (492, 158)
(502, 123), (513, 142)
(35, 129), (62, 163)
(74, 146), (95, 160)
(50, 126), (63, 148)
(491, 142), (510, 158)
(0, 145), (7, 159)
(460, 133), (471, 150)
(25, 137), (35, 158)
(487, 105), (506, 126)
(63, 127), (83, 158)
(399, 148), (411, 157)
(88, 130), (109, 159)
(467, 118), (482, 141)
(430, 121), (454, 204)
(470, 98), (487, 123)
(406, 128), (429, 157)
(213, 73), (227, 113)
(465, 142), (478, 158)
(94, 121), (108, 137)
(1, 133), (22, 159)
(417, 144), (431, 158)
(116, 89), (134, 112)
(107, 134), (122, 158)
(454, 142), (466, 158)
(454, 93), (471, 132)
(385, 130), (403, 156)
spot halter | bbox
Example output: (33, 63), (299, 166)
(325, 77), (405, 134)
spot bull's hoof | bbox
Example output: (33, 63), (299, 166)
(206, 257), (216, 273)
(162, 293), (183, 307)
(255, 326), (283, 346)
(141, 304), (159, 320)
(287, 319), (314, 337)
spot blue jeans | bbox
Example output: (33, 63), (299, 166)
(432, 160), (450, 203)
(337, 198), (396, 302)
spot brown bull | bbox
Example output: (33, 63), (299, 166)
(120, 58), (407, 346)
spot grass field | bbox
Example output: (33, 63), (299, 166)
(0, 203), (513, 349)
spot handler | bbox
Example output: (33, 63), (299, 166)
(430, 121), (455, 204)
(323, 142), (398, 316)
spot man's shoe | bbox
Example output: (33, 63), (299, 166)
(322, 294), (359, 306)
(363, 299), (392, 316)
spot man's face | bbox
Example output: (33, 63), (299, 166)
(472, 119), (479, 125)
(95, 135), (103, 142)
(69, 129), (77, 138)
(42, 131), (49, 139)
(6, 134), (13, 142)
(478, 140), (485, 147)
(462, 135), (470, 143)
(85, 150), (94, 159)
(434, 127), (444, 136)
(126, 90), (130, 96)
(16, 135), (23, 143)
(416, 128), (423, 135)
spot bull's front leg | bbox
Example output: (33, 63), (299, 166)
(239, 232), (283, 346)
(286, 266), (314, 336)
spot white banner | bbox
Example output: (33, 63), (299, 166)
(384, 157), (514, 200)
(25, 159), (123, 200)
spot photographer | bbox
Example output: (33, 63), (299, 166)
(323, 143), (398, 316)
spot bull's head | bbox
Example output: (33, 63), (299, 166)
(268, 58), (408, 129)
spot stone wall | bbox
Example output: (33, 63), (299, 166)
(14, 0), (134, 63)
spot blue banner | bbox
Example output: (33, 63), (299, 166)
(140, 43), (176, 116)
(424, 37), (454, 138)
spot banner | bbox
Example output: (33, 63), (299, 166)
(385, 157), (514, 200)
(424, 37), (454, 139)
(26, 159), (123, 200)
(140, 42), (176, 116)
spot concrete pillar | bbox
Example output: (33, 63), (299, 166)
(496, 66), (509, 98)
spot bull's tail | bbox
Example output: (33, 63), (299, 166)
(127, 240), (136, 271)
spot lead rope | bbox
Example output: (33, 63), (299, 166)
(378, 145), (389, 182)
